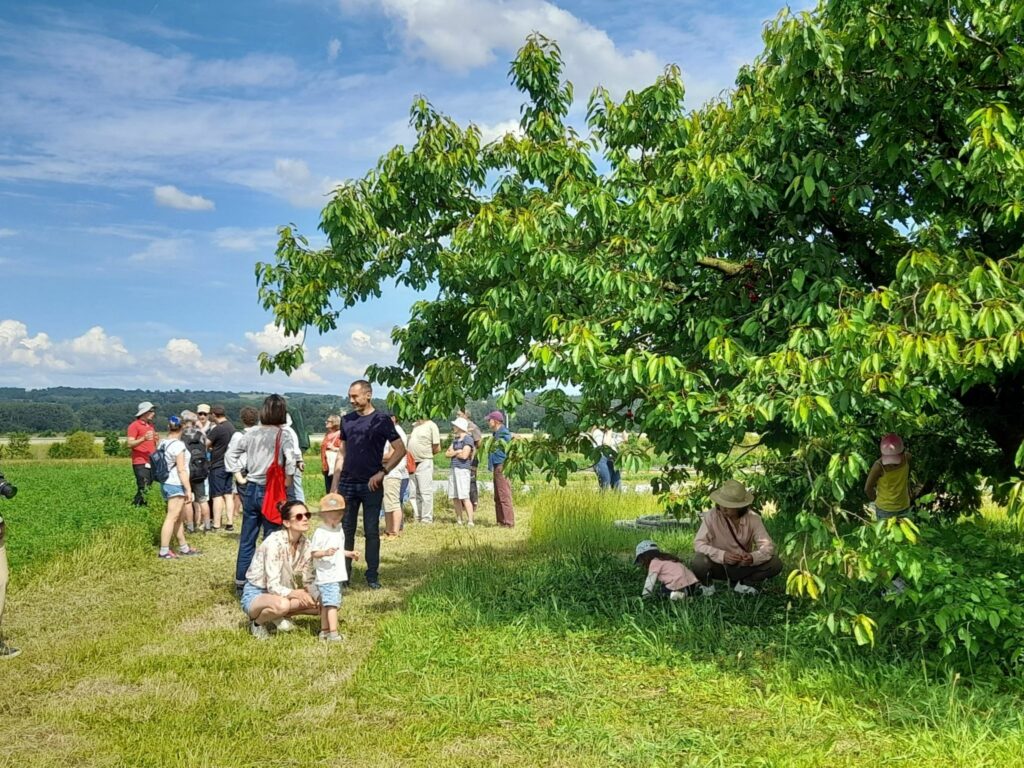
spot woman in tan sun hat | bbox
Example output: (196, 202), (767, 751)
(691, 479), (782, 595)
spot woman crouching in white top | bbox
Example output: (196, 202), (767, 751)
(240, 499), (320, 639)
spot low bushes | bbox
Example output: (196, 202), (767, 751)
(47, 431), (101, 459)
(0, 433), (31, 459)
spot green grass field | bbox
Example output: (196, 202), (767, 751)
(1, 460), (1023, 767)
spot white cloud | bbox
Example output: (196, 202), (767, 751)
(475, 118), (522, 143)
(350, 328), (394, 352)
(0, 317), (404, 392)
(66, 326), (133, 363)
(0, 320), (67, 369)
(342, 0), (664, 98)
(153, 184), (215, 211)
(328, 38), (342, 62)
(0, 228), (16, 238)
(212, 226), (279, 252)
(226, 158), (344, 209)
(128, 237), (190, 264)
(288, 362), (327, 386)
(165, 337), (201, 366)
(245, 322), (303, 355)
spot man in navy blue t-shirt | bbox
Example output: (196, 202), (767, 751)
(330, 380), (405, 589)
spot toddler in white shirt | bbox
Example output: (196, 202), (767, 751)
(311, 494), (358, 642)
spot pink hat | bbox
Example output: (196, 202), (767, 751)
(880, 433), (905, 465)
(485, 410), (505, 424)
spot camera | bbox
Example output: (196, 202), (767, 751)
(0, 471), (17, 500)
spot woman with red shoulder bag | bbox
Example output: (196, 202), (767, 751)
(228, 394), (296, 595)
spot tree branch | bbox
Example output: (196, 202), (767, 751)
(696, 256), (747, 276)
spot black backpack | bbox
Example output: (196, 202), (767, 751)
(185, 432), (209, 482)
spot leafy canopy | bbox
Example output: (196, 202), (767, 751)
(260, 0), (1024, 515)
(258, 0), (1024, 669)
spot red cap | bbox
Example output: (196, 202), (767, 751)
(880, 433), (905, 465)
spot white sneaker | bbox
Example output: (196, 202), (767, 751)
(669, 590), (689, 601)
(699, 585), (716, 597)
(250, 621), (270, 640)
(733, 583), (758, 596)
(275, 618), (296, 632)
(320, 631), (345, 643)
(467, 521), (475, 528)
(456, 520), (464, 526)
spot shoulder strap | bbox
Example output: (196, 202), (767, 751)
(724, 516), (748, 551)
(273, 427), (283, 468)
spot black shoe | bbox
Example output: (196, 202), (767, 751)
(367, 580), (382, 590)
(225, 524), (235, 532)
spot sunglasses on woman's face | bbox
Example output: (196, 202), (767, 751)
(290, 512), (311, 521)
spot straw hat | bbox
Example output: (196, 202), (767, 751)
(709, 479), (754, 508)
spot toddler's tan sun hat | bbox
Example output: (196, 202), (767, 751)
(316, 493), (346, 513)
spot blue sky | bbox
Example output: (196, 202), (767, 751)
(0, 0), (797, 393)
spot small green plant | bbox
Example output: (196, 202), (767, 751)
(4, 433), (32, 459)
(102, 432), (124, 457)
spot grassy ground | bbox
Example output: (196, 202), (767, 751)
(1, 462), (1023, 766)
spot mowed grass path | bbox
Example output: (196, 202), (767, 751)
(1, 462), (1023, 767)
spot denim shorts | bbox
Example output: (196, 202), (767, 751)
(874, 504), (910, 521)
(161, 483), (186, 500)
(318, 581), (342, 608)
(240, 581), (267, 615)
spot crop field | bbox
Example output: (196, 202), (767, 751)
(1, 460), (1023, 767)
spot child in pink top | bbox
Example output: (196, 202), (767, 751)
(634, 540), (703, 601)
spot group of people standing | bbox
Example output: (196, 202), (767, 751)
(127, 381), (518, 640)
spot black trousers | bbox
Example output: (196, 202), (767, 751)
(690, 553), (783, 585)
(132, 463), (152, 505)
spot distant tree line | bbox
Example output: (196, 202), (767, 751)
(0, 387), (551, 434)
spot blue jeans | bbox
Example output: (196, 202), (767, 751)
(339, 479), (382, 583)
(594, 454), (621, 490)
(287, 472), (305, 503)
(234, 482), (282, 585)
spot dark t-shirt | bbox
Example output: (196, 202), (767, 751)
(451, 434), (475, 470)
(339, 410), (400, 483)
(207, 420), (236, 468)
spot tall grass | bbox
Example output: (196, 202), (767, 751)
(529, 487), (695, 557)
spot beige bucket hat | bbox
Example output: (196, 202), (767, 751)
(709, 479), (754, 508)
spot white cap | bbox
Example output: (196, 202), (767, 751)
(136, 401), (155, 417)
(451, 417), (469, 433)
(634, 540), (660, 563)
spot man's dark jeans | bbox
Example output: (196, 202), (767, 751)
(339, 479), (382, 584)
(234, 482), (282, 585)
(132, 463), (151, 505)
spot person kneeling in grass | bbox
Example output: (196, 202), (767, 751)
(240, 500), (320, 639)
(310, 493), (359, 642)
(691, 479), (782, 595)
(634, 540), (707, 600)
